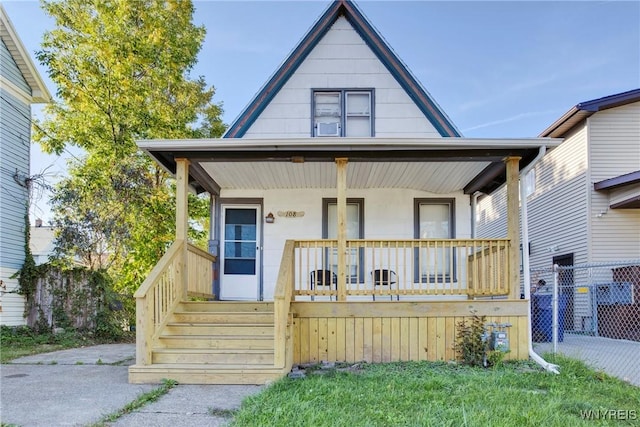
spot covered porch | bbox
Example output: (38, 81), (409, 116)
(129, 137), (555, 384)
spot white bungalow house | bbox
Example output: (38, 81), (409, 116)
(0, 5), (52, 325)
(129, 0), (560, 384)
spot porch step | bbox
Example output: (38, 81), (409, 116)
(130, 301), (284, 385)
(163, 323), (274, 336)
(158, 335), (274, 350)
(129, 364), (286, 385)
(152, 348), (274, 365)
(178, 301), (274, 312)
(170, 311), (274, 324)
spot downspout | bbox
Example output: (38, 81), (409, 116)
(470, 192), (482, 238)
(520, 146), (559, 373)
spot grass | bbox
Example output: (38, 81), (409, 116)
(0, 325), (133, 363)
(88, 379), (177, 427)
(231, 357), (640, 427)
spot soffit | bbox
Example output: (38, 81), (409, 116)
(199, 161), (488, 194)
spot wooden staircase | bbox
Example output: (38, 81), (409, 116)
(128, 301), (289, 384)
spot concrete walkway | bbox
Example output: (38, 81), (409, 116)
(534, 333), (640, 386)
(1, 344), (263, 427)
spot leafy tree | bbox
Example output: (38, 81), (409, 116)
(34, 0), (224, 299)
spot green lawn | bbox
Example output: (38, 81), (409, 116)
(231, 357), (640, 427)
(0, 326), (133, 363)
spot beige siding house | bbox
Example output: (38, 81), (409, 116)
(477, 89), (640, 271)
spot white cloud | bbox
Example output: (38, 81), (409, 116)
(462, 110), (559, 132)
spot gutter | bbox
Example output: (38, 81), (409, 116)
(470, 191), (482, 238)
(519, 145), (560, 374)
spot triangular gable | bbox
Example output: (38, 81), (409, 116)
(0, 5), (51, 103)
(224, 0), (460, 138)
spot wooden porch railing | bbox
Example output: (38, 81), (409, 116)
(466, 240), (510, 297)
(134, 240), (216, 365)
(293, 239), (510, 300)
(187, 244), (217, 298)
(273, 240), (295, 370)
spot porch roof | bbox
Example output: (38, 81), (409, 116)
(138, 137), (561, 196)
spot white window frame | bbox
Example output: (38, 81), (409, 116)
(312, 89), (374, 137)
(414, 198), (456, 282)
(322, 198), (365, 283)
(524, 169), (536, 198)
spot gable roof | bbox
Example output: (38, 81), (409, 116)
(224, 0), (460, 138)
(540, 88), (640, 138)
(0, 5), (52, 103)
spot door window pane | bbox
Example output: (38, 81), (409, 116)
(224, 259), (256, 275)
(224, 224), (256, 240)
(224, 242), (256, 258)
(224, 208), (257, 275)
(225, 209), (256, 225)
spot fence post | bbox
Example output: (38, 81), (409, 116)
(552, 263), (559, 354)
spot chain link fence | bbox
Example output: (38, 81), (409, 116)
(530, 261), (640, 387)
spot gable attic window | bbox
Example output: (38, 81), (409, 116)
(313, 89), (373, 137)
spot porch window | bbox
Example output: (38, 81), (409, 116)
(414, 198), (455, 282)
(323, 198), (364, 282)
(313, 90), (373, 137)
(523, 169), (536, 198)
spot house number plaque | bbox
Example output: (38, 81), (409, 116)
(277, 211), (305, 218)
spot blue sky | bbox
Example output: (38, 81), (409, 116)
(3, 0), (640, 221)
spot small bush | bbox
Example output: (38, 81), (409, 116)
(454, 315), (508, 368)
(455, 315), (488, 367)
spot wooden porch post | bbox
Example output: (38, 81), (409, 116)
(335, 158), (348, 301)
(505, 156), (521, 300)
(176, 158), (190, 299)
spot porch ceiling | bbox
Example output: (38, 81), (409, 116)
(200, 161), (487, 194)
(138, 137), (562, 195)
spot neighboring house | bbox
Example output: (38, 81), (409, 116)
(0, 6), (52, 325)
(30, 219), (55, 266)
(477, 89), (640, 270)
(129, 0), (560, 384)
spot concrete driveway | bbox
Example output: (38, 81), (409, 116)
(0, 344), (263, 427)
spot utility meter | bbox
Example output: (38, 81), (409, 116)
(489, 330), (509, 352)
(486, 322), (511, 352)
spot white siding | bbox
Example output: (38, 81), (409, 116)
(243, 17), (440, 139)
(526, 128), (589, 270)
(588, 102), (640, 261)
(476, 126), (590, 270)
(476, 186), (508, 239)
(220, 187), (470, 299)
(1, 39), (31, 94)
(0, 90), (30, 268)
(0, 270), (25, 326)
(0, 47), (32, 324)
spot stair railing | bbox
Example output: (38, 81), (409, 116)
(274, 240), (295, 370)
(134, 240), (185, 365)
